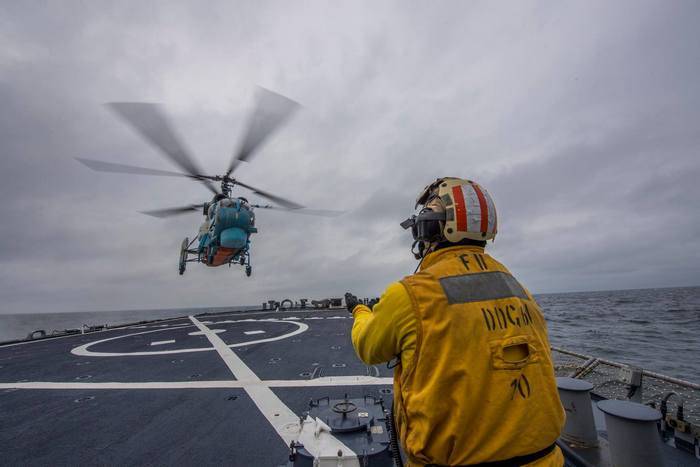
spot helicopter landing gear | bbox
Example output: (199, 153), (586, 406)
(179, 237), (189, 275)
(241, 249), (252, 277)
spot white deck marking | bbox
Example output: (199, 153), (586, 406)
(243, 330), (265, 335)
(0, 376), (393, 390)
(188, 329), (225, 336)
(150, 340), (176, 346)
(188, 316), (360, 464)
(209, 308), (344, 319)
(71, 320), (307, 357)
(0, 309), (349, 350)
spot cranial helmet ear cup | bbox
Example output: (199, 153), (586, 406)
(405, 207), (447, 257)
(416, 209), (442, 241)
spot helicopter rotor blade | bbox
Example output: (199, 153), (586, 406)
(140, 204), (205, 218)
(235, 179), (304, 210)
(106, 102), (218, 194)
(250, 204), (344, 218)
(76, 158), (201, 179)
(226, 87), (300, 176)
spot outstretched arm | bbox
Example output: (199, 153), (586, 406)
(350, 282), (416, 366)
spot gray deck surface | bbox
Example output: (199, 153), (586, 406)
(0, 307), (393, 466)
(3, 308), (698, 467)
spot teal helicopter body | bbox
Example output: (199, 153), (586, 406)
(181, 195), (257, 276)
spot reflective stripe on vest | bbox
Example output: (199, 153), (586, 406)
(440, 271), (529, 304)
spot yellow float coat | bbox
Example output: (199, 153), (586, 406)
(352, 246), (565, 466)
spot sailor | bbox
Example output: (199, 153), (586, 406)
(346, 177), (565, 466)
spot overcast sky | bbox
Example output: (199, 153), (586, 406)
(1, 1), (698, 314)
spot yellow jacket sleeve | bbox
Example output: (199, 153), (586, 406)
(351, 282), (416, 367)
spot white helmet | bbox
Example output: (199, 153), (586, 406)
(403, 177), (497, 258)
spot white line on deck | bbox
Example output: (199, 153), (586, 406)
(188, 329), (226, 336)
(243, 330), (265, 335)
(188, 315), (359, 463)
(0, 376), (393, 390)
(150, 340), (176, 346)
(70, 320), (307, 357)
(210, 308), (345, 319)
(0, 309), (344, 350)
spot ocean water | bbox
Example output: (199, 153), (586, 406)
(538, 286), (700, 382)
(1, 287), (698, 382)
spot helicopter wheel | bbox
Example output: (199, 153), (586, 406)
(245, 265), (252, 277)
(240, 256), (245, 265)
(179, 237), (189, 275)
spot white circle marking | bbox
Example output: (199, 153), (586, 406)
(71, 320), (308, 357)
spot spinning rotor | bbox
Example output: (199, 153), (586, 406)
(77, 87), (340, 218)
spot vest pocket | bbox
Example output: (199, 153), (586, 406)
(489, 335), (541, 370)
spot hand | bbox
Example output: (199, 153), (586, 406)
(344, 292), (359, 314)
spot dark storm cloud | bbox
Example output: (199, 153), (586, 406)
(0, 0), (698, 313)
(485, 117), (700, 292)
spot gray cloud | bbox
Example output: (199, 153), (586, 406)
(1, 0), (699, 313)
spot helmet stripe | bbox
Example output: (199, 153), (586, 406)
(471, 183), (489, 233)
(451, 185), (467, 231)
(462, 183), (481, 232)
(484, 190), (497, 233)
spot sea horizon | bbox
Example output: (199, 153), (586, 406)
(2, 283), (698, 317)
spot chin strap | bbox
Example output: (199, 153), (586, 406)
(411, 240), (424, 273)
(410, 240), (424, 260)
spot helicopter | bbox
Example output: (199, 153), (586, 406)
(77, 88), (340, 277)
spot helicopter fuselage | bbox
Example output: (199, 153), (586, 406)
(199, 197), (256, 266)
(178, 196), (257, 275)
